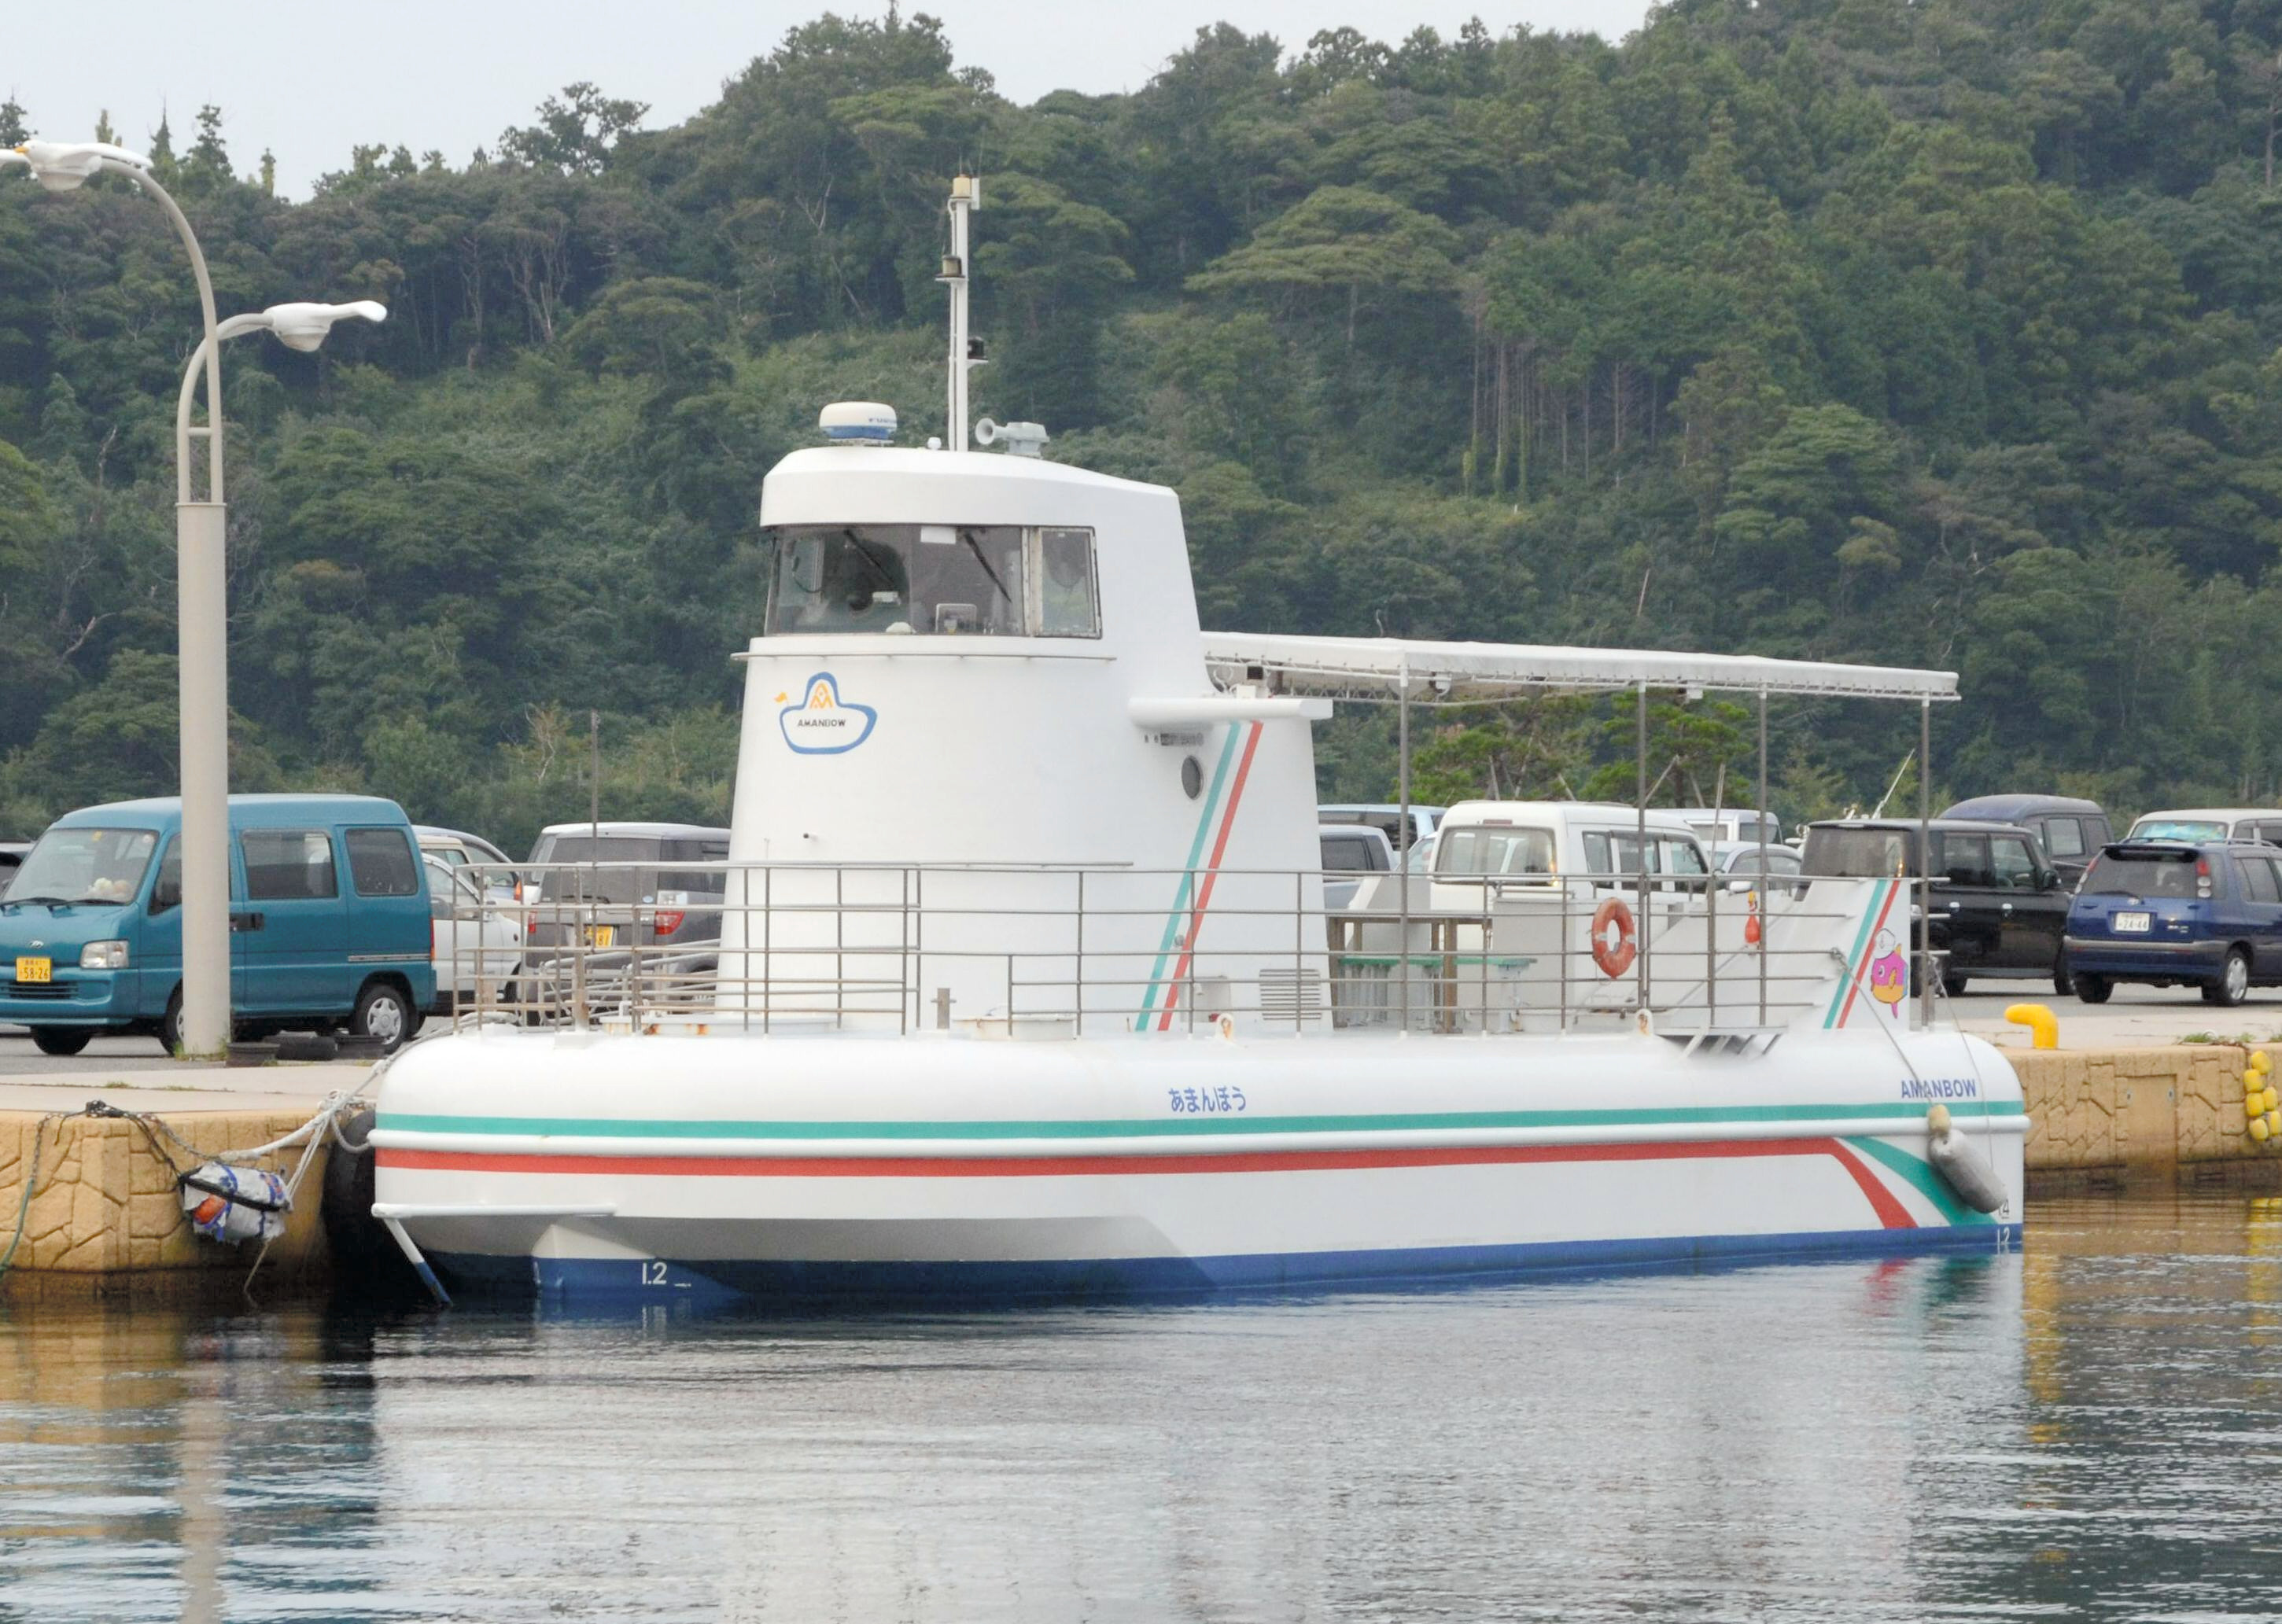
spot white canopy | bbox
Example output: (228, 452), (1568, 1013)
(1200, 633), (1957, 705)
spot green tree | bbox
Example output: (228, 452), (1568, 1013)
(499, 83), (649, 176)
(1188, 186), (1460, 348)
(1714, 404), (1899, 576)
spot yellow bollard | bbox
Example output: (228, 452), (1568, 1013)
(2005, 1003), (2059, 1050)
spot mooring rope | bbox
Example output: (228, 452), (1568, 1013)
(0, 1083), (378, 1294)
(0, 1110), (71, 1281)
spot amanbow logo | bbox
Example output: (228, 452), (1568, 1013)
(776, 672), (878, 755)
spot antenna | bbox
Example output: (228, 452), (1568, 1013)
(937, 175), (982, 453)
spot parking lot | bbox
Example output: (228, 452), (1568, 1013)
(0, 1030), (180, 1076)
(1947, 984), (2282, 1049)
(3, 984), (2276, 1076)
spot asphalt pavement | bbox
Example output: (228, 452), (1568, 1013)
(1943, 982), (2282, 1048)
(0, 1029), (186, 1076)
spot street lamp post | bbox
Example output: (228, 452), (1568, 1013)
(6, 139), (382, 1056)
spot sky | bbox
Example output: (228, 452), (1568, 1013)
(4, 0), (1655, 200)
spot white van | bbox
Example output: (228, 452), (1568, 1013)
(1335, 801), (1721, 1027)
(1432, 801), (1712, 889)
(2127, 808), (2282, 846)
(1670, 806), (1781, 846)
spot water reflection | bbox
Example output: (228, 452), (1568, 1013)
(2, 1196), (2278, 1620)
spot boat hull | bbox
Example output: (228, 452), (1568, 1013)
(371, 1028), (2026, 1305)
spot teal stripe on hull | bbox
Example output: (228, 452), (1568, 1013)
(378, 1098), (2018, 1143)
(1135, 722), (1241, 1026)
(1844, 1133), (1996, 1226)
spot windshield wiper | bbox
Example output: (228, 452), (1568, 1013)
(839, 529), (900, 595)
(8, 895), (70, 908)
(957, 528), (1012, 603)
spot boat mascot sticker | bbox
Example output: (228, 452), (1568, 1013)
(1867, 929), (1908, 1016)
(778, 673), (877, 754)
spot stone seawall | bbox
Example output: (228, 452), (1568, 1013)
(0, 1100), (337, 1296)
(2014, 1045), (2277, 1179)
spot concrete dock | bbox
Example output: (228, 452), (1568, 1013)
(0, 1063), (374, 1294)
(2014, 1044), (2282, 1184)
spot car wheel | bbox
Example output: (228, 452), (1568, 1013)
(31, 1026), (94, 1057)
(160, 989), (184, 1056)
(2053, 955), (2074, 997)
(2076, 974), (2111, 1004)
(352, 981), (415, 1053)
(1942, 974), (1968, 999)
(2210, 949), (2253, 1008)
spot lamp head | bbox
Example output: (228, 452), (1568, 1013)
(15, 139), (149, 193)
(263, 300), (387, 353)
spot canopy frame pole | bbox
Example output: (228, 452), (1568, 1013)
(1706, 759), (1720, 1030)
(1919, 697), (1934, 1029)
(1398, 649), (1411, 1037)
(1637, 681), (1650, 1014)
(1758, 688), (1770, 1026)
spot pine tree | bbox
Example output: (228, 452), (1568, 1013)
(147, 109), (176, 181)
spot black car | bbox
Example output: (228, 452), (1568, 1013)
(1800, 818), (2072, 996)
(1938, 794), (2114, 888)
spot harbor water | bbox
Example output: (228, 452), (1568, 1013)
(5, 1192), (2280, 1621)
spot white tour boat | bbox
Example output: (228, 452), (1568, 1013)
(367, 179), (2024, 1305)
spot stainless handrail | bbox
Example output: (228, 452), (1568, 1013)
(434, 860), (1867, 1038)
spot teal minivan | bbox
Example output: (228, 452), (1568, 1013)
(0, 794), (435, 1056)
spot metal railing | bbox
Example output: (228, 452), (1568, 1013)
(426, 860), (1897, 1040)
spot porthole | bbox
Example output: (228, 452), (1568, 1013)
(1181, 755), (1204, 800)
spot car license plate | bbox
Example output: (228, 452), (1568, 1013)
(2114, 911), (2151, 934)
(583, 925), (615, 948)
(13, 956), (51, 983)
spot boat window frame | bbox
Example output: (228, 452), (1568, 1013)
(761, 524), (1100, 640)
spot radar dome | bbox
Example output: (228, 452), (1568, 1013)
(819, 402), (897, 445)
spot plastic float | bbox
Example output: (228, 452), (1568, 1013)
(367, 179), (2026, 1305)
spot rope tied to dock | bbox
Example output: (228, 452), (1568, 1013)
(0, 1110), (73, 1281)
(0, 1086), (375, 1294)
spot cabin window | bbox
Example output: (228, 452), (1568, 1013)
(1659, 836), (1708, 875)
(1032, 528), (1100, 637)
(2041, 817), (2085, 858)
(242, 830), (339, 900)
(1937, 833), (1994, 888)
(1438, 826), (1555, 878)
(762, 525), (1097, 638)
(345, 827), (422, 897)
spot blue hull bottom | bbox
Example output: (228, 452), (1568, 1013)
(433, 1223), (2023, 1310)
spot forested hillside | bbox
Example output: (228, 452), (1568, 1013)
(6, 0), (2282, 849)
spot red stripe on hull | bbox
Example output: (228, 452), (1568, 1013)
(379, 1136), (1916, 1228)
(1158, 720), (1264, 1030)
(1822, 1139), (1916, 1228)
(1834, 880), (1903, 1029)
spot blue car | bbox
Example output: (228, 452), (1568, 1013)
(0, 794), (435, 1055)
(2065, 840), (2282, 1007)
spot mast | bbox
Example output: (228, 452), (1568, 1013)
(940, 175), (979, 451)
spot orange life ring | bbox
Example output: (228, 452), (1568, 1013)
(1591, 897), (1637, 978)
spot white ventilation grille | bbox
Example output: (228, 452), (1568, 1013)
(1259, 967), (1325, 1025)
